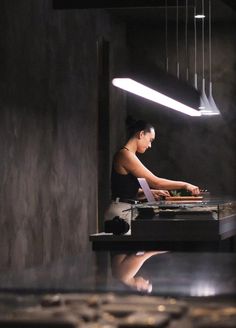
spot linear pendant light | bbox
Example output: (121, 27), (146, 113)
(112, 1), (201, 117)
(112, 78), (201, 117)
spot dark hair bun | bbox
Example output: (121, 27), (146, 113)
(125, 116), (154, 139)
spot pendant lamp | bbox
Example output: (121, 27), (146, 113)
(193, 2), (205, 111)
(112, 1), (201, 117)
(199, 0), (214, 115)
(207, 0), (220, 115)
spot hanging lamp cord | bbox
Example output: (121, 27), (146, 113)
(165, 0), (168, 72)
(185, 0), (189, 81)
(194, 1), (197, 82)
(209, 0), (212, 82)
(202, 0), (205, 79)
(176, 0), (179, 78)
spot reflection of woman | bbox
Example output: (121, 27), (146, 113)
(104, 117), (200, 227)
(111, 251), (166, 292)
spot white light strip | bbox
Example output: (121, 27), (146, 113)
(195, 14), (205, 18)
(112, 78), (201, 117)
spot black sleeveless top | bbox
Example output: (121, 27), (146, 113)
(111, 164), (140, 200)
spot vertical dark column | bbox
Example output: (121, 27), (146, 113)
(97, 37), (110, 232)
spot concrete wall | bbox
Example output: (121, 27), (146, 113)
(0, 0), (126, 270)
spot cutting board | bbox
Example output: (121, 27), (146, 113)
(165, 196), (203, 201)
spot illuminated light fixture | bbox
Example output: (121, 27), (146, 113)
(208, 82), (220, 115)
(199, 0), (220, 116)
(195, 14), (205, 18)
(199, 0), (211, 114)
(193, 4), (206, 110)
(112, 1), (202, 118)
(112, 78), (201, 117)
(207, 0), (220, 115)
(198, 0), (211, 115)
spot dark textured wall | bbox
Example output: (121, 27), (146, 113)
(126, 19), (236, 196)
(0, 1), (126, 269)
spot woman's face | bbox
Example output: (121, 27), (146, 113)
(137, 128), (155, 153)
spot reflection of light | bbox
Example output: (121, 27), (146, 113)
(190, 282), (216, 297)
(148, 284), (152, 293)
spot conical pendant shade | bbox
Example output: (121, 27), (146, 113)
(200, 78), (213, 115)
(194, 73), (204, 111)
(208, 83), (220, 115)
(199, 96), (206, 110)
(207, 0), (220, 116)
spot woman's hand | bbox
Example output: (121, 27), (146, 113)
(185, 183), (200, 195)
(151, 189), (170, 199)
(129, 276), (152, 293)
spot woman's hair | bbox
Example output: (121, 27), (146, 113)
(126, 115), (154, 139)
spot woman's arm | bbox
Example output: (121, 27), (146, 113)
(117, 150), (200, 195)
(138, 188), (170, 200)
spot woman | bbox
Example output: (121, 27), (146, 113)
(104, 117), (200, 230)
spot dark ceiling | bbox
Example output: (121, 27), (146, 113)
(107, 0), (236, 24)
(53, 0), (236, 24)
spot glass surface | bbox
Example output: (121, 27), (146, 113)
(131, 199), (236, 220)
(0, 251), (235, 298)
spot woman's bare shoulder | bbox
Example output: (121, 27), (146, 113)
(118, 149), (140, 164)
(114, 148), (132, 160)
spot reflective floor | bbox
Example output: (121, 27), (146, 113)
(0, 251), (235, 297)
(0, 251), (236, 327)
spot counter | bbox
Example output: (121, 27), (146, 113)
(90, 199), (236, 251)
